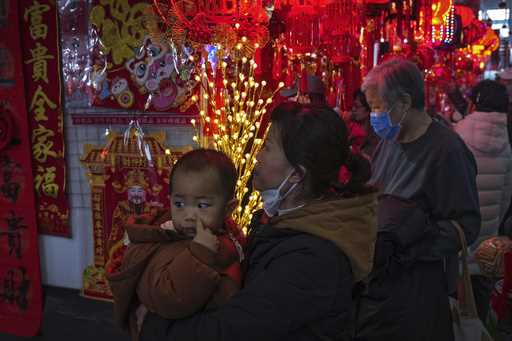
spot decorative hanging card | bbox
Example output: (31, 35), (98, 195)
(0, 0), (43, 336)
(86, 0), (198, 114)
(80, 129), (190, 300)
(20, 0), (70, 237)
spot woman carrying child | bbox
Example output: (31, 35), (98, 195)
(139, 102), (377, 341)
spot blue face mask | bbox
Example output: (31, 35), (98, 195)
(370, 105), (408, 140)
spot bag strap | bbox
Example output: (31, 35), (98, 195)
(450, 220), (479, 319)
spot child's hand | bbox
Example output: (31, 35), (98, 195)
(160, 220), (176, 231)
(193, 217), (219, 253)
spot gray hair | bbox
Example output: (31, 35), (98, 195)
(362, 58), (425, 110)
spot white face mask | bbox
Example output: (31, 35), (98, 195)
(260, 170), (298, 217)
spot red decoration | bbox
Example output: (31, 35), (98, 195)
(153, 0), (270, 47)
(0, 108), (14, 152)
(431, 0), (457, 47)
(0, 0), (43, 336)
(462, 19), (488, 45)
(20, 0), (70, 237)
(455, 4), (475, 28)
(284, 5), (320, 55)
(81, 131), (187, 300)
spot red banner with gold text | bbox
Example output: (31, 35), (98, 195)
(0, 0), (43, 336)
(20, 0), (70, 237)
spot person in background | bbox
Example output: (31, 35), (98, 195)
(348, 90), (379, 158)
(139, 102), (377, 341)
(497, 67), (512, 146)
(106, 149), (244, 341)
(455, 80), (512, 322)
(497, 68), (512, 105)
(279, 74), (328, 106)
(439, 80), (470, 120)
(355, 58), (481, 341)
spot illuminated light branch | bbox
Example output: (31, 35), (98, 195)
(190, 40), (284, 230)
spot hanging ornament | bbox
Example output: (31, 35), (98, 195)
(431, 0), (457, 48)
(284, 5), (320, 55)
(152, 0), (270, 50)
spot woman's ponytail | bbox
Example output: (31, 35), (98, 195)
(334, 151), (374, 196)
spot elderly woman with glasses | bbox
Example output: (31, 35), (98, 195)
(355, 58), (481, 341)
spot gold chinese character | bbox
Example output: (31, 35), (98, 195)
(29, 85), (57, 121)
(24, 1), (50, 40)
(34, 166), (59, 198)
(32, 124), (57, 162)
(25, 42), (54, 83)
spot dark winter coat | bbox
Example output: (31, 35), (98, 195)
(140, 193), (377, 341)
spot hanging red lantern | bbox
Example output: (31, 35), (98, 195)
(462, 19), (488, 46)
(455, 5), (475, 28)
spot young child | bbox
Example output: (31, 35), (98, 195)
(106, 149), (245, 341)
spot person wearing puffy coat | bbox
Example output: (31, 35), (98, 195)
(455, 79), (512, 322)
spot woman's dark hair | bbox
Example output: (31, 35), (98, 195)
(169, 149), (237, 200)
(470, 80), (509, 113)
(270, 102), (372, 197)
(353, 89), (371, 112)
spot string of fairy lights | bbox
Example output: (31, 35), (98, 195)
(189, 38), (284, 229)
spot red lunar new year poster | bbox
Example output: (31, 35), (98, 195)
(0, 0), (43, 336)
(87, 0), (198, 114)
(20, 0), (70, 237)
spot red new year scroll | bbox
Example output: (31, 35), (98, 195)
(20, 0), (70, 237)
(0, 0), (43, 336)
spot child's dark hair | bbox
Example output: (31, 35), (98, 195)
(169, 149), (237, 200)
(270, 102), (372, 198)
(470, 80), (509, 113)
